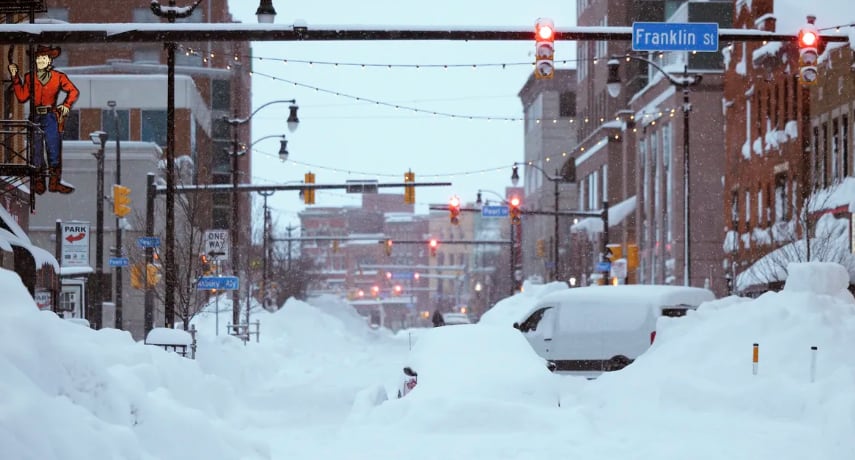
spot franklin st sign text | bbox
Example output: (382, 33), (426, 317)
(632, 22), (719, 52)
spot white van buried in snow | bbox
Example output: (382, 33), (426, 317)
(513, 285), (714, 374)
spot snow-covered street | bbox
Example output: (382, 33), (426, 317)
(2, 262), (855, 460)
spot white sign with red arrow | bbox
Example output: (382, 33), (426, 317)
(61, 222), (90, 268)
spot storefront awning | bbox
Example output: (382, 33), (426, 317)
(0, 205), (58, 270)
(571, 195), (637, 237)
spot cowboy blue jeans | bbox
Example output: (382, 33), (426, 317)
(33, 112), (61, 169)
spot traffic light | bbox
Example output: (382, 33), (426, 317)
(394, 284), (403, 296)
(146, 263), (161, 287)
(404, 170), (415, 204)
(798, 20), (820, 86)
(130, 264), (143, 289)
(332, 239), (340, 253)
(200, 254), (211, 275)
(429, 238), (438, 257)
(534, 18), (555, 80)
(449, 196), (461, 225)
(371, 285), (380, 297)
(536, 239), (546, 258)
(384, 238), (393, 256)
(303, 172), (316, 205)
(112, 184), (132, 217)
(626, 244), (639, 270)
(509, 196), (522, 225)
(605, 243), (623, 263)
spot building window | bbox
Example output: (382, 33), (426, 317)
(141, 110), (167, 147)
(101, 109), (130, 141)
(61, 110), (79, 141)
(559, 92), (576, 118)
(757, 187), (763, 225)
(832, 119), (840, 182)
(212, 80), (231, 112)
(783, 77), (790, 121)
(822, 122), (829, 187)
(745, 189), (751, 226)
(774, 174), (787, 222)
(730, 191), (739, 229)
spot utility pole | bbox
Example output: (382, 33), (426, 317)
(286, 225), (296, 271)
(259, 190), (273, 308)
(109, 100), (123, 329)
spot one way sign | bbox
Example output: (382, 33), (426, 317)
(204, 229), (230, 260)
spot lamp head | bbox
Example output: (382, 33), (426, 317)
(278, 137), (289, 162)
(89, 130), (108, 146)
(255, 0), (276, 24)
(287, 104), (300, 133)
(511, 165), (520, 186)
(475, 191), (482, 206)
(607, 58), (622, 98)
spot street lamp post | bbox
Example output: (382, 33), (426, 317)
(90, 130), (108, 329)
(607, 55), (701, 286)
(223, 100), (299, 330)
(476, 189), (516, 296)
(510, 162), (573, 282)
(108, 100), (124, 329)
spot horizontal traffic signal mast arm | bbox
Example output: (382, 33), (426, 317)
(153, 181), (451, 195)
(429, 205), (604, 218)
(0, 23), (847, 45)
(381, 239), (512, 245)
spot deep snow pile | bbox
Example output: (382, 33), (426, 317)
(478, 280), (569, 326)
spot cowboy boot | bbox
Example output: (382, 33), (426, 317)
(48, 166), (75, 194)
(32, 168), (46, 195)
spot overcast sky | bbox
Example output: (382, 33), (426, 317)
(226, 1), (577, 232)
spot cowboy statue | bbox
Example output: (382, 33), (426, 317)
(8, 45), (79, 194)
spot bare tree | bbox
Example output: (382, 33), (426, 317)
(738, 183), (855, 290)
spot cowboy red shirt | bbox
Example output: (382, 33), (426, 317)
(11, 68), (79, 116)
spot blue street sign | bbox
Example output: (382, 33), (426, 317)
(391, 272), (413, 280)
(109, 257), (129, 267)
(196, 276), (240, 291)
(596, 261), (611, 273)
(632, 22), (719, 52)
(481, 205), (509, 218)
(137, 236), (161, 248)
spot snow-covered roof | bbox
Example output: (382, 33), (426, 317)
(0, 206), (58, 270)
(571, 195), (637, 236)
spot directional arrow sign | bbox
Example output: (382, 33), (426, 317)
(196, 276), (240, 291)
(632, 22), (719, 52)
(481, 205), (509, 218)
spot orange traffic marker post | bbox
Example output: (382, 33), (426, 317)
(752, 343), (759, 375)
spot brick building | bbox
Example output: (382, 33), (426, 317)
(721, 0), (855, 293)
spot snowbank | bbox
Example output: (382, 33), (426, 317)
(478, 280), (568, 326)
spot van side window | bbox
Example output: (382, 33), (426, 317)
(661, 305), (690, 317)
(519, 307), (551, 332)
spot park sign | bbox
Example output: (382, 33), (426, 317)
(632, 22), (719, 52)
(61, 221), (90, 268)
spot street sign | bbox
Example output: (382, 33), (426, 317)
(196, 276), (240, 291)
(481, 205), (509, 218)
(204, 229), (230, 260)
(137, 236), (161, 248)
(596, 261), (611, 272)
(391, 271), (413, 280)
(610, 259), (628, 279)
(109, 257), (129, 267)
(61, 221), (90, 267)
(631, 22), (719, 52)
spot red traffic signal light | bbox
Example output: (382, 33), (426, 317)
(384, 238), (393, 256)
(429, 238), (438, 257)
(799, 29), (817, 47)
(535, 18), (555, 80)
(394, 284), (403, 295)
(797, 18), (820, 86)
(509, 196), (522, 225)
(449, 196), (461, 225)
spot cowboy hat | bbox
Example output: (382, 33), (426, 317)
(28, 45), (61, 59)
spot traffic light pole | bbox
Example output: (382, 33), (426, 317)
(111, 103), (123, 330)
